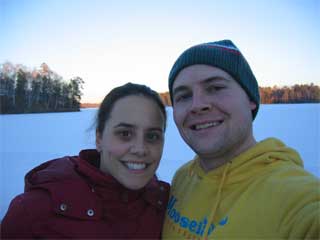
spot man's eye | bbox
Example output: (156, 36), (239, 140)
(174, 93), (192, 103)
(207, 85), (225, 93)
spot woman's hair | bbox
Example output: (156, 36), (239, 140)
(96, 82), (167, 135)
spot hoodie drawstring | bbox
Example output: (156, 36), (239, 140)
(201, 162), (231, 240)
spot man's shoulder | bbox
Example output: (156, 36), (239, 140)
(178, 159), (195, 171)
(172, 159), (195, 181)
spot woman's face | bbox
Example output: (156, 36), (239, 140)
(96, 95), (165, 190)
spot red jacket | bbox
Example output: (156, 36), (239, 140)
(1, 150), (170, 239)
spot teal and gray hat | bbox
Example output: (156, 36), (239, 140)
(168, 40), (260, 120)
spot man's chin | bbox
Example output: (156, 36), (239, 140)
(193, 143), (226, 159)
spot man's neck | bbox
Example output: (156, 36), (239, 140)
(199, 137), (257, 172)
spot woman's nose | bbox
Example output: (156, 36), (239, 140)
(129, 139), (147, 157)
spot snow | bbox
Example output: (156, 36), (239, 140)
(0, 104), (319, 220)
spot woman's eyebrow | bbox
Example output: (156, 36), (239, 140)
(114, 124), (163, 132)
(147, 127), (164, 132)
(114, 123), (134, 128)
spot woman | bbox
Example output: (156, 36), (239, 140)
(1, 83), (170, 239)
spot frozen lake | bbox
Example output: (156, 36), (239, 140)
(1, 104), (319, 220)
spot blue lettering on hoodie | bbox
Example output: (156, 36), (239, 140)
(166, 195), (229, 237)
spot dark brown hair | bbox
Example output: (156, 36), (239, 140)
(96, 82), (167, 135)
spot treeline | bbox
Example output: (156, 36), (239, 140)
(0, 62), (84, 114)
(259, 84), (319, 104)
(159, 84), (320, 106)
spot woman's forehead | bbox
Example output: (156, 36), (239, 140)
(107, 95), (164, 128)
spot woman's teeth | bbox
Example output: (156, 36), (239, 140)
(125, 162), (146, 170)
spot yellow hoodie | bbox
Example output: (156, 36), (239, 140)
(162, 138), (320, 239)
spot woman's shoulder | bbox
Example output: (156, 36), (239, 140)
(1, 188), (52, 238)
(8, 155), (100, 219)
(25, 156), (78, 185)
(4, 155), (76, 222)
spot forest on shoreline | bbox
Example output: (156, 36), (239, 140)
(158, 84), (320, 106)
(1, 62), (319, 113)
(82, 84), (320, 109)
(0, 62), (84, 114)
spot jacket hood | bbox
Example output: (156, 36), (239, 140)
(23, 151), (103, 220)
(24, 150), (116, 191)
(24, 149), (164, 192)
(23, 149), (169, 221)
(25, 156), (79, 191)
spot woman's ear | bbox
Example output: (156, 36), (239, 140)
(96, 130), (102, 152)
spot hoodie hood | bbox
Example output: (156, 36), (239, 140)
(167, 138), (304, 239)
(162, 138), (315, 239)
(192, 137), (303, 184)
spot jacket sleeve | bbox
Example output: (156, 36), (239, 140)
(1, 195), (34, 238)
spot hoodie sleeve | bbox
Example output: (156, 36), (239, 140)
(1, 195), (34, 238)
(287, 201), (320, 239)
(287, 184), (320, 239)
(278, 173), (320, 239)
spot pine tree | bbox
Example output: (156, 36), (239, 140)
(15, 69), (28, 112)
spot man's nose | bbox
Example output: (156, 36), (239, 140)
(190, 93), (212, 114)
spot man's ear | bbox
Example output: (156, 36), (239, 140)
(250, 101), (257, 111)
(96, 131), (102, 152)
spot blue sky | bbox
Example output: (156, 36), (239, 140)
(1, 0), (319, 102)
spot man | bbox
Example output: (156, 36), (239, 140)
(162, 40), (319, 239)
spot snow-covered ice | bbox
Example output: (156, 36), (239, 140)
(1, 104), (319, 219)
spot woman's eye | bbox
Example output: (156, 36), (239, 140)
(146, 132), (161, 142)
(117, 130), (132, 139)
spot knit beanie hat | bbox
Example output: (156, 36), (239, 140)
(168, 40), (260, 120)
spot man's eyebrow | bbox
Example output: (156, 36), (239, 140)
(202, 76), (226, 85)
(172, 85), (189, 97)
(173, 76), (227, 96)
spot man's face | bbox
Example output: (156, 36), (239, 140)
(172, 64), (257, 170)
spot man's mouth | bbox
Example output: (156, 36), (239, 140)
(191, 121), (223, 130)
(123, 162), (148, 170)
